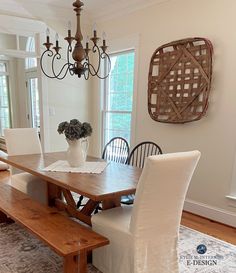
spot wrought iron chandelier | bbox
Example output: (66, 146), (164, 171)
(40, 0), (111, 80)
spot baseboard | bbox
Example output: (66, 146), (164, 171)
(184, 199), (236, 228)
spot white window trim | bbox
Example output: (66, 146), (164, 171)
(227, 150), (236, 201)
(102, 49), (135, 148)
(100, 34), (140, 153)
(0, 60), (12, 138)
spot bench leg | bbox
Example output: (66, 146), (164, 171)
(0, 210), (14, 224)
(0, 211), (7, 223)
(63, 251), (87, 273)
(63, 255), (78, 273)
(79, 251), (87, 273)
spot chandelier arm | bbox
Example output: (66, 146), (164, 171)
(86, 50), (111, 79)
(83, 62), (90, 80)
(40, 50), (58, 79)
(99, 52), (111, 79)
(51, 54), (71, 80)
(85, 54), (97, 76)
(91, 44), (102, 76)
(66, 44), (75, 76)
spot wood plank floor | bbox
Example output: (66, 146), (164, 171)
(181, 211), (236, 245)
(0, 170), (235, 245)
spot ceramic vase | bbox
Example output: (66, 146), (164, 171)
(66, 138), (89, 167)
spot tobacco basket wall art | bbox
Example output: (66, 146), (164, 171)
(148, 38), (213, 123)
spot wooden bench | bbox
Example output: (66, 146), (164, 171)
(0, 183), (109, 273)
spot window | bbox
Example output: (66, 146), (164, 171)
(28, 77), (40, 128)
(102, 50), (135, 146)
(25, 37), (37, 69)
(0, 61), (11, 136)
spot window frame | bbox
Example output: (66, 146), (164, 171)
(102, 49), (136, 149)
(0, 60), (12, 138)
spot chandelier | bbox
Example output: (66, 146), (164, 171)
(40, 0), (111, 80)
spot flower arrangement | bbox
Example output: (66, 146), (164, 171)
(57, 119), (92, 141)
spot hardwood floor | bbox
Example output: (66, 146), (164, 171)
(181, 211), (236, 245)
(0, 170), (235, 245)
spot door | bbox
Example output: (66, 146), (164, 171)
(25, 71), (40, 131)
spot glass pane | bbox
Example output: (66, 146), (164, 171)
(108, 52), (135, 111)
(29, 78), (40, 129)
(0, 73), (11, 136)
(20, 36), (36, 52)
(0, 62), (7, 73)
(24, 37), (37, 69)
(104, 112), (131, 144)
(103, 51), (135, 147)
(25, 57), (37, 69)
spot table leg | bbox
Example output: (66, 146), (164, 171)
(81, 200), (99, 216)
(102, 196), (121, 210)
(47, 183), (62, 206)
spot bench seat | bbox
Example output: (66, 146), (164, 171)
(0, 182), (109, 273)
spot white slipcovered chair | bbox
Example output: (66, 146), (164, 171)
(92, 150), (201, 273)
(4, 128), (47, 204)
(0, 150), (9, 170)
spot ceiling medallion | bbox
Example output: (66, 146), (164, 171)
(40, 0), (111, 80)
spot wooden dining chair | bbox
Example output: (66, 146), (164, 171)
(4, 128), (48, 204)
(121, 141), (163, 205)
(92, 151), (201, 273)
(102, 137), (130, 164)
(128, 141), (163, 168)
(77, 137), (130, 209)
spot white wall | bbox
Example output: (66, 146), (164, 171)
(91, 0), (236, 221)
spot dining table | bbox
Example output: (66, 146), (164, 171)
(0, 151), (141, 226)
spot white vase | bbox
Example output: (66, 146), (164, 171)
(66, 138), (89, 167)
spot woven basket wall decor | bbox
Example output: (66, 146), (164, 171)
(148, 38), (213, 124)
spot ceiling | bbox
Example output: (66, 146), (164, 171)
(0, 0), (171, 23)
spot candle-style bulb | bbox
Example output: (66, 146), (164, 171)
(93, 23), (97, 38)
(102, 32), (106, 40)
(68, 21), (72, 31)
(86, 35), (90, 43)
(67, 21), (72, 38)
(93, 23), (97, 32)
(46, 28), (50, 37)
(55, 33), (59, 41)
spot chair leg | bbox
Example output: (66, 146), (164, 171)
(77, 195), (84, 208)
(94, 203), (102, 214)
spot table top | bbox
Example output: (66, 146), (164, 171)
(0, 152), (141, 201)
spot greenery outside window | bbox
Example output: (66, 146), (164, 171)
(102, 50), (135, 147)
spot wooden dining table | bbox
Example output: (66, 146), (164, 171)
(0, 152), (141, 226)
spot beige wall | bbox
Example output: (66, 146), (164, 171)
(0, 15), (92, 153)
(40, 26), (92, 152)
(91, 0), (236, 216)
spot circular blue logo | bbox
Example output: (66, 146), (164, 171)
(197, 244), (207, 254)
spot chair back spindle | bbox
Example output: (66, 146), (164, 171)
(102, 137), (129, 164)
(128, 141), (162, 168)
